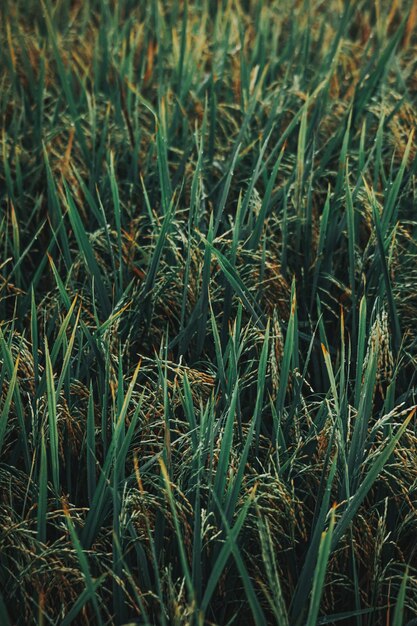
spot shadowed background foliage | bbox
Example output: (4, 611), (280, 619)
(1, 0), (417, 624)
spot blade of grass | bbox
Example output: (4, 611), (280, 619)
(305, 507), (336, 626)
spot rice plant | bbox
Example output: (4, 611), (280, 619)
(1, 1), (417, 624)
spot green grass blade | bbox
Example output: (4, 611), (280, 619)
(305, 507), (336, 626)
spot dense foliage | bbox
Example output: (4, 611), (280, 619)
(1, 1), (417, 624)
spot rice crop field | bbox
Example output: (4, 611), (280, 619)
(1, 0), (417, 624)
